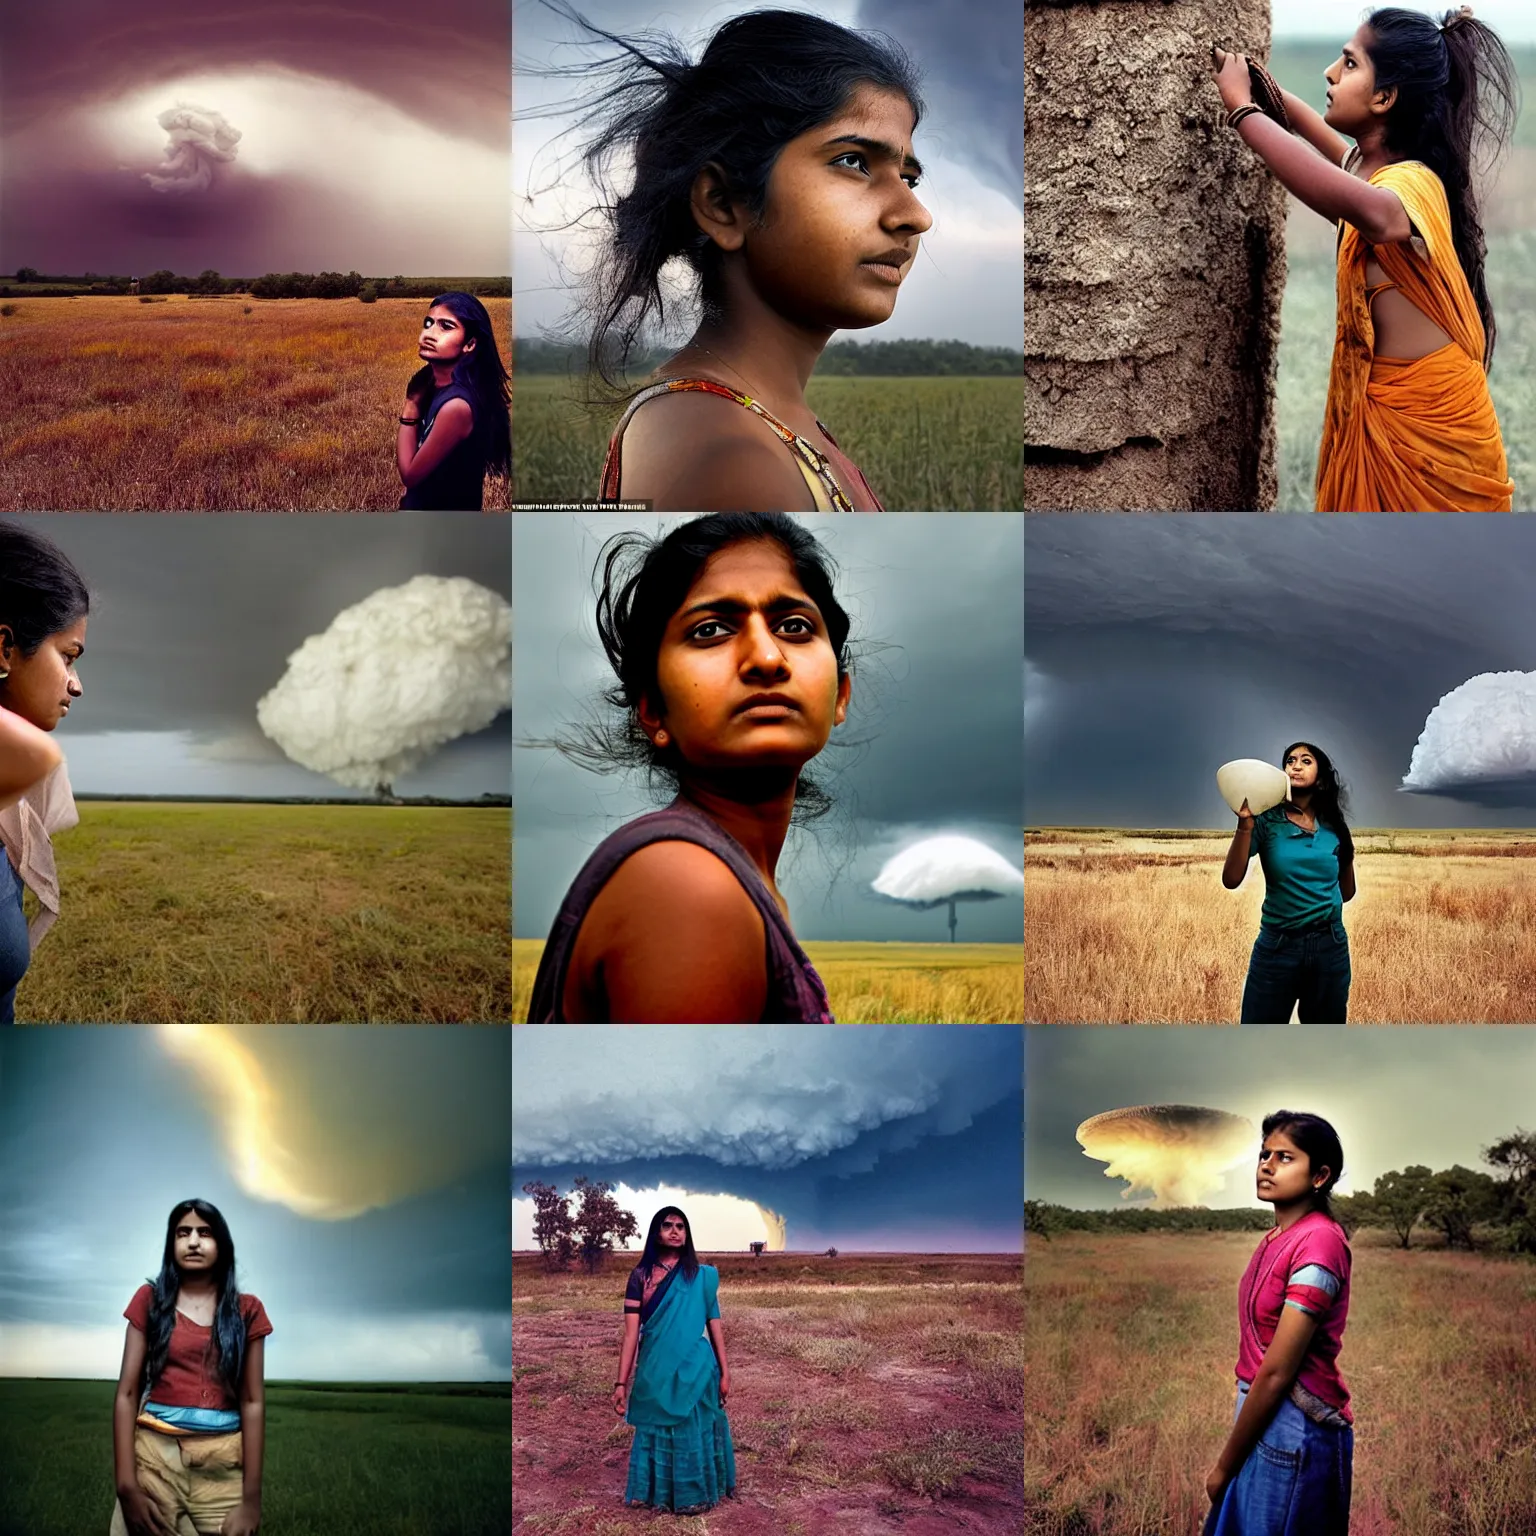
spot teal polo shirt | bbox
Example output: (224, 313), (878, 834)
(1248, 807), (1345, 930)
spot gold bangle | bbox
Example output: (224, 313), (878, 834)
(1227, 104), (1262, 130)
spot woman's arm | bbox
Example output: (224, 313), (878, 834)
(1221, 803), (1256, 890)
(1278, 87), (1351, 166)
(707, 1316), (731, 1402)
(113, 1324), (174, 1536)
(1206, 1305), (1321, 1502)
(397, 398), (475, 490)
(0, 704), (63, 810)
(224, 1336), (264, 1536)
(1339, 856), (1356, 904)
(612, 1310), (640, 1415)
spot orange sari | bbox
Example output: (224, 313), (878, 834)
(1315, 159), (1513, 512)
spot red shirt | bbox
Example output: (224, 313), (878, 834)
(1235, 1211), (1352, 1423)
(125, 1284), (273, 1411)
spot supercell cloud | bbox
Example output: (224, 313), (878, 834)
(1077, 1104), (1255, 1208)
(1400, 671), (1536, 806)
(142, 103), (241, 193)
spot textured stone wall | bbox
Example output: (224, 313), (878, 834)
(1025, 0), (1288, 511)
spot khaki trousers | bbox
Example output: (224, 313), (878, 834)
(108, 1426), (244, 1536)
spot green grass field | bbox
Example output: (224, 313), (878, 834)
(0, 1379), (510, 1536)
(14, 804), (511, 1024)
(513, 938), (1022, 1023)
(512, 374), (1024, 510)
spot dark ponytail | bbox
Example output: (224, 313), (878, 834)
(1263, 1110), (1345, 1221)
(1363, 6), (1521, 368)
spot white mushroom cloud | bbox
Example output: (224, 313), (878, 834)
(256, 575), (510, 792)
(871, 835), (1025, 904)
(142, 103), (242, 194)
(1400, 671), (1536, 803)
(1077, 1104), (1255, 1209)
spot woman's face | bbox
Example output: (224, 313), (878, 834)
(0, 616), (86, 732)
(418, 305), (476, 366)
(1324, 27), (1389, 133)
(641, 541), (850, 775)
(1256, 1130), (1321, 1206)
(1284, 747), (1320, 792)
(658, 1214), (688, 1250)
(725, 84), (933, 331)
(172, 1209), (219, 1276)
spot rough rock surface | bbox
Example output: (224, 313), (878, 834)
(1025, 0), (1289, 510)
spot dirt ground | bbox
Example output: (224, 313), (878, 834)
(512, 1253), (1023, 1535)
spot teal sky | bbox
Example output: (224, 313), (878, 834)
(1273, 1), (1536, 44)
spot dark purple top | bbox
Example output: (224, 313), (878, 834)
(527, 799), (835, 1023)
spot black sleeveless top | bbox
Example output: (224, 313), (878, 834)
(399, 382), (487, 509)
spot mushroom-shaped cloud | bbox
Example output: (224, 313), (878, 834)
(871, 834), (1024, 941)
(256, 575), (510, 796)
(1077, 1104), (1255, 1208)
(1400, 671), (1536, 807)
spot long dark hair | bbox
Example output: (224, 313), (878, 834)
(140, 1200), (247, 1405)
(529, 1), (924, 392)
(1362, 6), (1520, 368)
(1262, 1110), (1346, 1222)
(0, 520), (89, 662)
(638, 1204), (700, 1282)
(1280, 740), (1355, 864)
(527, 513), (854, 823)
(422, 291), (510, 476)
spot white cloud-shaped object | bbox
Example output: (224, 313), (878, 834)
(256, 575), (509, 792)
(143, 103), (241, 194)
(871, 835), (1025, 904)
(1401, 671), (1536, 793)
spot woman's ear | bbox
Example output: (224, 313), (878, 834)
(834, 671), (851, 727)
(690, 163), (748, 253)
(636, 692), (668, 748)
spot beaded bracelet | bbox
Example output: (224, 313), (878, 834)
(1227, 104), (1263, 130)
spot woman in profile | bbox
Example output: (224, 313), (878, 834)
(1205, 1112), (1353, 1533)
(396, 291), (511, 509)
(1212, 7), (1518, 510)
(0, 521), (87, 1024)
(111, 1200), (271, 1536)
(1222, 742), (1356, 1024)
(537, 3), (931, 511)
(526, 513), (852, 1022)
(613, 1207), (735, 1514)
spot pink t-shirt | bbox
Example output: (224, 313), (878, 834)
(1235, 1210), (1352, 1423)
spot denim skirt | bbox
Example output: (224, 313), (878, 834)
(0, 855), (29, 1025)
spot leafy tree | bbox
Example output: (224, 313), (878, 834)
(1424, 1166), (1501, 1252)
(1485, 1129), (1536, 1253)
(15, 267), (39, 283)
(1025, 1201), (1056, 1241)
(1370, 1166), (1434, 1249)
(139, 269), (178, 295)
(572, 1175), (640, 1274)
(520, 1179), (576, 1271)
(358, 283), (378, 304)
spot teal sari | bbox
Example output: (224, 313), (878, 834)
(625, 1262), (737, 1512)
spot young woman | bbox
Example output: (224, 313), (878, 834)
(526, 513), (851, 1023)
(1222, 742), (1357, 1024)
(111, 1200), (271, 1536)
(0, 521), (87, 1024)
(541, 4), (931, 511)
(1205, 1112), (1353, 1534)
(613, 1207), (736, 1514)
(1211, 6), (1519, 510)
(396, 291), (511, 509)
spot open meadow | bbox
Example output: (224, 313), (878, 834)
(1025, 828), (1536, 1023)
(15, 804), (511, 1023)
(512, 938), (1023, 1023)
(0, 296), (511, 510)
(0, 1379), (511, 1536)
(513, 1251), (1023, 1536)
(1025, 1228), (1536, 1536)
(512, 374), (1024, 510)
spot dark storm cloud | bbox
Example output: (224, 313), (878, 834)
(1025, 515), (1536, 827)
(512, 514), (1024, 942)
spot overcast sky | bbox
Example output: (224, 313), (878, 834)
(8, 513), (510, 799)
(513, 0), (1023, 348)
(1027, 1025), (1536, 1210)
(0, 1025), (510, 1380)
(513, 513), (1024, 942)
(1026, 514), (1536, 828)
(513, 1024), (1023, 1253)
(1, 1), (509, 276)
(1272, 0), (1536, 44)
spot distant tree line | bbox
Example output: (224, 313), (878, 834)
(515, 335), (1024, 377)
(0, 268), (509, 300)
(1027, 1130), (1536, 1256)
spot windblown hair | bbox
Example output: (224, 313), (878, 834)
(1262, 1110), (1346, 1222)
(139, 1200), (247, 1406)
(417, 291), (511, 476)
(638, 1205), (700, 1282)
(530, 0), (923, 392)
(0, 521), (89, 659)
(1280, 740), (1356, 864)
(1363, 6), (1521, 367)
(529, 513), (854, 823)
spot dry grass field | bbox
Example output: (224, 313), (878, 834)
(1026, 1228), (1536, 1536)
(15, 803), (512, 1023)
(513, 1251), (1023, 1535)
(0, 296), (511, 510)
(512, 938), (1023, 1023)
(1025, 829), (1536, 1024)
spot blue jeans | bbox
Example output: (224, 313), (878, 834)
(1240, 919), (1350, 1024)
(1205, 1383), (1353, 1536)
(0, 855), (29, 1025)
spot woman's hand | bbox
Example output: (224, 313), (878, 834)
(403, 365), (434, 414)
(220, 1497), (261, 1536)
(1237, 797), (1255, 832)
(611, 1382), (629, 1416)
(118, 1486), (175, 1536)
(1210, 46), (1255, 113)
(1205, 1463), (1230, 1505)
(719, 1368), (731, 1405)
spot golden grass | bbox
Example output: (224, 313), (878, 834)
(15, 803), (511, 1022)
(1025, 829), (1536, 1023)
(1026, 1230), (1536, 1535)
(512, 937), (1022, 1023)
(0, 296), (510, 510)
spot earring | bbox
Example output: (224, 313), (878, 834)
(655, 729), (668, 746)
